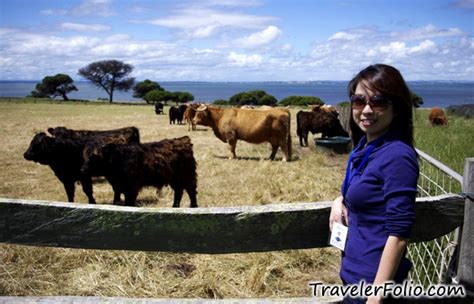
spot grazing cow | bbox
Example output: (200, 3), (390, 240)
(429, 107), (448, 126)
(24, 126), (141, 204)
(81, 136), (198, 207)
(155, 102), (164, 115)
(192, 105), (292, 161)
(297, 108), (349, 147)
(48, 126), (140, 144)
(183, 104), (200, 131)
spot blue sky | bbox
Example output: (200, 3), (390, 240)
(0, 0), (473, 81)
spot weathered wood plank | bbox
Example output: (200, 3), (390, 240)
(458, 158), (473, 296)
(0, 194), (464, 253)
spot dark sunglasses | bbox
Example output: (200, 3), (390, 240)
(350, 94), (392, 112)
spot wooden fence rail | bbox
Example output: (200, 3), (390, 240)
(0, 194), (464, 254)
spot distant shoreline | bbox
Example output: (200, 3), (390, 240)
(1, 80), (472, 108)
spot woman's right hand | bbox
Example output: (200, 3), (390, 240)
(329, 195), (348, 231)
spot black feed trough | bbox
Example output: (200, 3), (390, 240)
(314, 136), (351, 154)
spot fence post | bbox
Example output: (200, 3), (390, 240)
(458, 158), (473, 295)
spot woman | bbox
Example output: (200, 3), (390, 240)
(329, 64), (419, 303)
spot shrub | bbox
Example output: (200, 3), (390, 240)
(447, 104), (474, 119)
(278, 96), (324, 107)
(213, 99), (230, 106)
(229, 90), (277, 106)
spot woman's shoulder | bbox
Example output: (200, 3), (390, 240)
(377, 137), (417, 164)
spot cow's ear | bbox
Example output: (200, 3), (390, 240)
(47, 128), (54, 135)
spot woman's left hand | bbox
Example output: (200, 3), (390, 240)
(366, 295), (383, 304)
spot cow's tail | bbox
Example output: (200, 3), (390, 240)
(287, 113), (292, 160)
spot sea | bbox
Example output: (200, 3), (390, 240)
(0, 80), (473, 108)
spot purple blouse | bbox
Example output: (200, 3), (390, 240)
(340, 132), (419, 284)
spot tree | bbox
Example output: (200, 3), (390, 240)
(213, 99), (230, 106)
(411, 92), (424, 108)
(229, 90), (277, 106)
(278, 96), (324, 107)
(78, 59), (135, 103)
(144, 90), (173, 104)
(30, 74), (77, 100)
(173, 91), (194, 104)
(133, 79), (164, 101)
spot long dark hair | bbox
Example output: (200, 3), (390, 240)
(347, 64), (414, 147)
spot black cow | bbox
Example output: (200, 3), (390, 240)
(296, 109), (349, 146)
(47, 126), (140, 144)
(81, 136), (198, 207)
(155, 102), (164, 115)
(24, 126), (141, 203)
(24, 133), (97, 204)
(169, 106), (179, 124)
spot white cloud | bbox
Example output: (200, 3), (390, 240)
(228, 52), (262, 66)
(72, 0), (115, 17)
(380, 42), (408, 57)
(329, 31), (361, 41)
(41, 0), (114, 17)
(61, 22), (111, 32)
(40, 9), (67, 16)
(236, 26), (281, 48)
(148, 7), (275, 38)
(198, 0), (262, 7)
(394, 24), (463, 41)
(408, 40), (437, 55)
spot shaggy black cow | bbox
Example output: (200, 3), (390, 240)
(296, 108), (349, 147)
(81, 136), (198, 208)
(47, 126), (140, 144)
(24, 126), (141, 203)
(24, 133), (97, 203)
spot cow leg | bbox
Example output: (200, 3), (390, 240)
(80, 177), (96, 204)
(303, 131), (309, 147)
(124, 191), (138, 207)
(228, 138), (237, 159)
(186, 186), (198, 208)
(279, 139), (289, 162)
(63, 181), (75, 202)
(112, 187), (121, 205)
(269, 143), (279, 160)
(172, 187), (184, 208)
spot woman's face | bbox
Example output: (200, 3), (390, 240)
(352, 81), (394, 142)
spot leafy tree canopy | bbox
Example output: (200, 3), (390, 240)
(213, 99), (230, 106)
(133, 79), (164, 100)
(278, 95), (324, 107)
(411, 92), (424, 108)
(144, 90), (173, 104)
(30, 74), (77, 101)
(172, 91), (194, 104)
(78, 59), (135, 103)
(229, 90), (277, 106)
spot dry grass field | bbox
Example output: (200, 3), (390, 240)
(0, 101), (345, 298)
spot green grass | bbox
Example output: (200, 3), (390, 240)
(413, 109), (474, 174)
